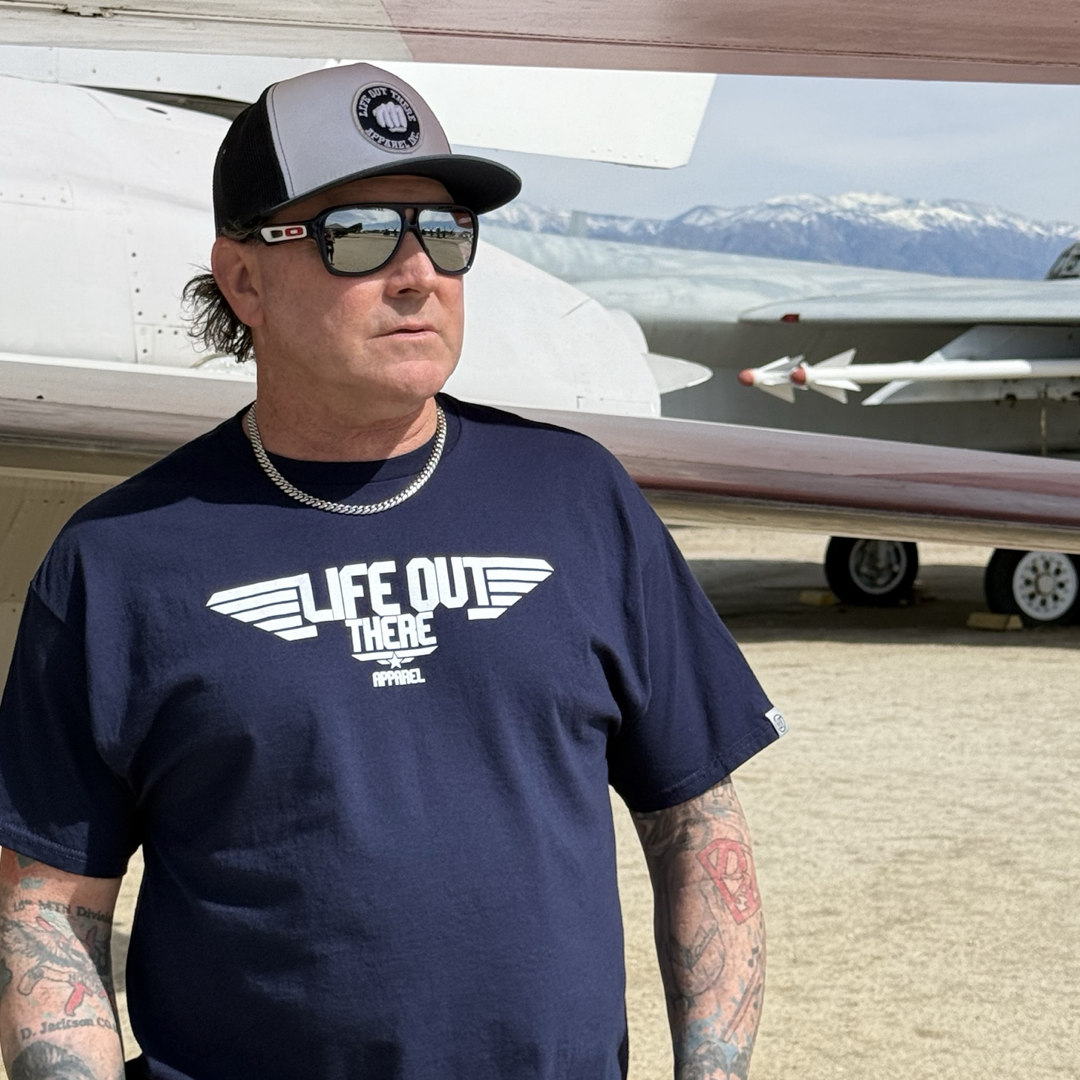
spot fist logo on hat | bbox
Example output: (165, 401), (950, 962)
(373, 102), (409, 133)
(355, 84), (422, 153)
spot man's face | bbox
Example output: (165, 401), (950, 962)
(240, 174), (465, 414)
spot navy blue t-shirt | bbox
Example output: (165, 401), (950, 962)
(0, 396), (780, 1080)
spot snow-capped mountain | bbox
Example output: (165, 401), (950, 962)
(482, 193), (1080, 279)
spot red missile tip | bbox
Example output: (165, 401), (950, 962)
(790, 367), (807, 385)
(737, 369), (755, 386)
(780, 313), (800, 323)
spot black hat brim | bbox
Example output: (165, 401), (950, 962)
(262, 154), (521, 220)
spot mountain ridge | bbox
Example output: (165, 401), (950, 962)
(483, 193), (1080, 279)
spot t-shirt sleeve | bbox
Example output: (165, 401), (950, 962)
(0, 586), (139, 877)
(606, 523), (784, 814)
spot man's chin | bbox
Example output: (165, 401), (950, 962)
(347, 355), (459, 408)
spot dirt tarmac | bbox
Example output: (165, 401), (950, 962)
(8, 527), (1080, 1079)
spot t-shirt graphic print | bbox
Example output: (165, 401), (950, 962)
(207, 554), (555, 686)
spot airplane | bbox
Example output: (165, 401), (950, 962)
(0, 12), (1078, 648)
(477, 223), (1080, 618)
(481, 227), (1080, 457)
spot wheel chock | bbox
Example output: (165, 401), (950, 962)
(799, 589), (837, 607)
(966, 612), (1023, 631)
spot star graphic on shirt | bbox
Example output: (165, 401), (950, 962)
(388, 653), (404, 668)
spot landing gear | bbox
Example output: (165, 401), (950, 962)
(824, 537), (919, 606)
(984, 549), (1080, 625)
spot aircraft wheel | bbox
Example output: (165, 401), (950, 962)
(984, 549), (1080, 626)
(824, 537), (919, 606)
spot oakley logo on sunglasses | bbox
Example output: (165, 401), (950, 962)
(354, 85), (421, 153)
(263, 225), (309, 243)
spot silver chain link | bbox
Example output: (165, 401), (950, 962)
(244, 403), (447, 515)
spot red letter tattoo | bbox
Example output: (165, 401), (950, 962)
(697, 839), (761, 923)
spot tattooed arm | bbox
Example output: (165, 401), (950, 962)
(632, 776), (765, 1080)
(0, 849), (124, 1080)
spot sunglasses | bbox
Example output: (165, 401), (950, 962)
(257, 203), (478, 277)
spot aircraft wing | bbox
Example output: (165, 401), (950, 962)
(0, 48), (714, 169)
(2, 354), (1079, 556)
(741, 279), (1080, 325)
(0, 0), (1078, 84)
(522, 408), (1080, 553)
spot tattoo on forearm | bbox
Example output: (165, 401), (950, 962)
(680, 1035), (753, 1080)
(633, 776), (739, 855)
(698, 839), (761, 924)
(0, 859), (123, 1080)
(13, 857), (45, 892)
(632, 776), (765, 1080)
(672, 922), (720, 977)
(9, 1040), (115, 1080)
(721, 954), (763, 1043)
(1, 913), (112, 1016)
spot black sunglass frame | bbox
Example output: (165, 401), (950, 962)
(257, 202), (479, 277)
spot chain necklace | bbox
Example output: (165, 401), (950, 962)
(244, 402), (447, 515)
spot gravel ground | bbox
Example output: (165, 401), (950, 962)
(9, 527), (1080, 1080)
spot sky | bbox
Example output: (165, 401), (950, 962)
(459, 75), (1080, 225)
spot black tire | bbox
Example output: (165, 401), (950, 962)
(984, 549), (1080, 626)
(824, 537), (919, 606)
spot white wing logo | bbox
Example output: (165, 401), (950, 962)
(206, 575), (321, 642)
(463, 558), (554, 620)
(206, 556), (556, 671)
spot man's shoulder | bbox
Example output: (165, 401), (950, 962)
(448, 397), (661, 544)
(41, 419), (238, 573)
(76, 421), (231, 515)
(27, 420), (238, 623)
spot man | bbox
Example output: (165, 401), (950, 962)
(0, 64), (784, 1080)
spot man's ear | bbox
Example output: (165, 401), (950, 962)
(211, 237), (265, 329)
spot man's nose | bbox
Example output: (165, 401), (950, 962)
(385, 229), (440, 292)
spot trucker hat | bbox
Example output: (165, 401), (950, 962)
(213, 63), (522, 231)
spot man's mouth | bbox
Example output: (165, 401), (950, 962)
(382, 323), (436, 336)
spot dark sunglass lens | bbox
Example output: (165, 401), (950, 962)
(416, 209), (475, 272)
(322, 207), (402, 273)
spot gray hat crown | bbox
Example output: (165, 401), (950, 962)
(213, 63), (521, 231)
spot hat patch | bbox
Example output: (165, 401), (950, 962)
(354, 84), (421, 154)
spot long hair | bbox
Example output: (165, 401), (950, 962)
(182, 226), (257, 362)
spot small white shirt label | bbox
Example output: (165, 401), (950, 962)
(765, 707), (788, 736)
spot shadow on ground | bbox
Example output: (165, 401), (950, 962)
(688, 557), (1080, 647)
